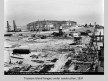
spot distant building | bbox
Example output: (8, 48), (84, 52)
(27, 20), (77, 31)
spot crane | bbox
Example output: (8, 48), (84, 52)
(7, 21), (11, 32)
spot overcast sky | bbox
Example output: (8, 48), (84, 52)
(5, 0), (104, 26)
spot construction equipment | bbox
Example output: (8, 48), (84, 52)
(13, 20), (17, 32)
(6, 20), (21, 32)
(7, 21), (11, 32)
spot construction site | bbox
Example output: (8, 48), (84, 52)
(4, 20), (104, 75)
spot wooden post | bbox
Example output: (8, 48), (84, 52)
(96, 37), (97, 46)
(103, 37), (104, 47)
(7, 47), (11, 64)
(100, 32), (101, 42)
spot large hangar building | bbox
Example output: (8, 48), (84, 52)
(27, 20), (77, 31)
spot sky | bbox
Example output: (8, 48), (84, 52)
(5, 0), (104, 26)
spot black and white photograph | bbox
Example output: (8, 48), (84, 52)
(4, 0), (104, 75)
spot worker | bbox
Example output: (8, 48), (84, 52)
(59, 26), (63, 36)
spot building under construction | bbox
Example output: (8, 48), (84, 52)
(27, 20), (77, 31)
(4, 21), (104, 75)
